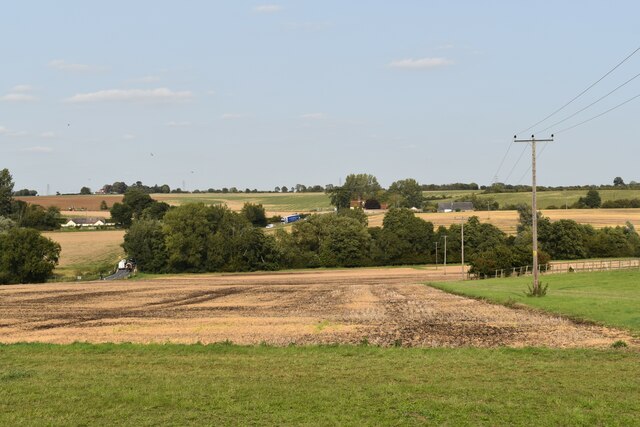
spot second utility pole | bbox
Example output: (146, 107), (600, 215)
(514, 134), (553, 295)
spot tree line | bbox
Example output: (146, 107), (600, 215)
(121, 192), (640, 276)
(0, 169), (61, 284)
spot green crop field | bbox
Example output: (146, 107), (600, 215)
(429, 269), (640, 334)
(426, 189), (640, 209)
(1, 343), (638, 426)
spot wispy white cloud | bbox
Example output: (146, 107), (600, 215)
(221, 113), (244, 120)
(300, 113), (325, 120)
(123, 134), (135, 140)
(436, 43), (455, 50)
(11, 84), (34, 92)
(166, 121), (192, 127)
(22, 146), (53, 153)
(1, 93), (38, 102)
(253, 4), (282, 13)
(0, 127), (28, 137)
(48, 59), (98, 72)
(65, 88), (193, 103)
(389, 57), (454, 69)
(40, 131), (56, 138)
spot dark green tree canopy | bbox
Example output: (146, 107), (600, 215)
(0, 168), (15, 217)
(387, 178), (424, 209)
(343, 174), (381, 202)
(0, 227), (60, 284)
(241, 203), (268, 227)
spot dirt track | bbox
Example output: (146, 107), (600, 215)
(0, 268), (634, 348)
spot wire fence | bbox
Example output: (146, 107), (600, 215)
(470, 258), (640, 280)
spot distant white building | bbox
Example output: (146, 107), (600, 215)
(62, 217), (112, 228)
(437, 202), (475, 213)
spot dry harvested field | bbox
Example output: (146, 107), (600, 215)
(16, 194), (123, 211)
(0, 268), (634, 348)
(368, 209), (640, 234)
(42, 230), (125, 268)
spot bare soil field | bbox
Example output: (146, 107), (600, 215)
(16, 194), (123, 211)
(42, 230), (125, 267)
(0, 268), (634, 348)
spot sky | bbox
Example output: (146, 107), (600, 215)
(2, 1), (640, 194)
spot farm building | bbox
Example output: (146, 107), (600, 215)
(62, 217), (112, 228)
(437, 202), (474, 213)
(350, 199), (389, 210)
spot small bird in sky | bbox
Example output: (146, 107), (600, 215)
(150, 152), (154, 157)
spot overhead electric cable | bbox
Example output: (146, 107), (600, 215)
(534, 70), (640, 134)
(555, 91), (640, 134)
(491, 139), (514, 183)
(516, 45), (640, 136)
(516, 144), (549, 185)
(502, 144), (529, 184)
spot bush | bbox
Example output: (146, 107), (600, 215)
(0, 227), (60, 284)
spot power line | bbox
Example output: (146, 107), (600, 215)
(517, 144), (549, 184)
(516, 91), (640, 183)
(516, 45), (640, 136)
(496, 45), (639, 184)
(502, 144), (529, 183)
(534, 70), (640, 135)
(491, 139), (514, 183)
(555, 91), (640, 134)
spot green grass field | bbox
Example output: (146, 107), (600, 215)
(1, 343), (638, 426)
(427, 189), (640, 209)
(429, 269), (640, 334)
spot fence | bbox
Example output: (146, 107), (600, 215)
(470, 258), (640, 280)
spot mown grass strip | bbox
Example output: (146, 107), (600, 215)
(0, 343), (638, 426)
(428, 269), (640, 334)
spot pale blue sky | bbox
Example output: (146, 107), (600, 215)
(2, 1), (639, 194)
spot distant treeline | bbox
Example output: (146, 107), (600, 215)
(97, 181), (329, 195)
(121, 198), (640, 278)
(88, 176), (640, 196)
(422, 183), (480, 191)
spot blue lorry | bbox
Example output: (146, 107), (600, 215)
(281, 214), (301, 224)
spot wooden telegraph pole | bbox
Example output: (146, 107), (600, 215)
(514, 134), (553, 294)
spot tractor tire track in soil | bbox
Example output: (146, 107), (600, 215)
(0, 267), (635, 348)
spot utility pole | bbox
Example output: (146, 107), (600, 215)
(454, 216), (466, 280)
(514, 134), (553, 294)
(443, 235), (447, 276)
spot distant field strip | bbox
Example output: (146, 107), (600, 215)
(368, 208), (640, 233)
(43, 230), (125, 268)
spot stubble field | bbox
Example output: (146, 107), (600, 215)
(0, 268), (634, 348)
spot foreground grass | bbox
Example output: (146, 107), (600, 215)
(429, 269), (640, 334)
(1, 344), (638, 426)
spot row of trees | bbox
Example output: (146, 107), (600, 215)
(100, 181), (172, 195)
(327, 174), (425, 210)
(483, 177), (639, 194)
(123, 198), (640, 278)
(0, 169), (61, 284)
